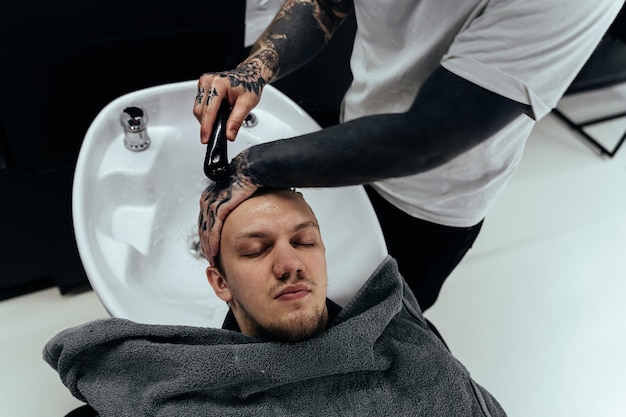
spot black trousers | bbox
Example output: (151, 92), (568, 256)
(365, 185), (484, 312)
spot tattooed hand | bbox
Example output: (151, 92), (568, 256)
(194, 59), (273, 144)
(197, 150), (260, 266)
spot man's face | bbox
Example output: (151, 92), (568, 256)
(206, 191), (329, 342)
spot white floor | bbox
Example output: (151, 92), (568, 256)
(2, 84), (626, 417)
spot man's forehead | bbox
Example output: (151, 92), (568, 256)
(233, 220), (319, 242)
(224, 193), (318, 236)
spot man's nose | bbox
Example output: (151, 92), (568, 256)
(272, 242), (304, 280)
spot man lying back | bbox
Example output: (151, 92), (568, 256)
(44, 187), (507, 416)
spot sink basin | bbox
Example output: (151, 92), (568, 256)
(73, 81), (386, 327)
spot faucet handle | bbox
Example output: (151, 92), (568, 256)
(120, 106), (148, 132)
(120, 105), (150, 151)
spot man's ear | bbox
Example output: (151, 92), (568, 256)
(206, 266), (232, 303)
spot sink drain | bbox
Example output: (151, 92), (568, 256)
(242, 112), (258, 128)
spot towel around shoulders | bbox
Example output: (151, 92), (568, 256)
(43, 255), (506, 417)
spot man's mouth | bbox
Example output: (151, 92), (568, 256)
(275, 284), (310, 301)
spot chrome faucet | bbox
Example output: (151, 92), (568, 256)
(120, 105), (151, 151)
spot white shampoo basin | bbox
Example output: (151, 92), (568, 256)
(73, 81), (387, 327)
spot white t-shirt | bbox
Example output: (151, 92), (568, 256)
(342, 0), (623, 227)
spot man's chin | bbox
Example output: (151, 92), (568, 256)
(265, 310), (326, 342)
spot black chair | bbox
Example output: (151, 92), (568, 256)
(552, 7), (626, 158)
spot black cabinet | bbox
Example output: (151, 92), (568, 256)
(0, 1), (246, 299)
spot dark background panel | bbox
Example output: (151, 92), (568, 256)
(0, 1), (247, 299)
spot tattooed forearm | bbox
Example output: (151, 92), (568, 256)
(245, 0), (352, 81)
(278, 0), (346, 41)
(256, 48), (280, 72)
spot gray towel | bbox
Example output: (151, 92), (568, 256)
(43, 255), (506, 417)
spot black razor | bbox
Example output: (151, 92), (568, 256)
(204, 99), (231, 181)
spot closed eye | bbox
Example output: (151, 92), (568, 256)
(244, 248), (268, 258)
(238, 243), (271, 258)
(292, 241), (316, 248)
